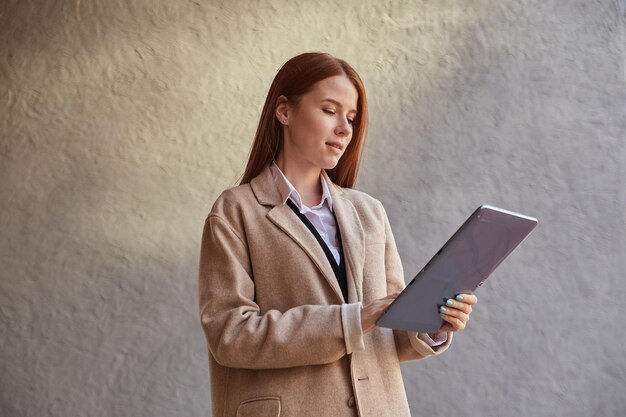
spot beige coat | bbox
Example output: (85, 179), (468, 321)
(198, 164), (452, 417)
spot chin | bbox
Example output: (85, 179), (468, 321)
(321, 159), (340, 170)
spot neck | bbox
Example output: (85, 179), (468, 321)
(274, 155), (323, 207)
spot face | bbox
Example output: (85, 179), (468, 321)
(276, 74), (359, 171)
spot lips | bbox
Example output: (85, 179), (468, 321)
(326, 142), (344, 151)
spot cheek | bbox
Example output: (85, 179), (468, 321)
(298, 114), (329, 140)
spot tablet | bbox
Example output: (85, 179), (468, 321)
(376, 204), (538, 333)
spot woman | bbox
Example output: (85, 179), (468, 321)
(198, 52), (477, 417)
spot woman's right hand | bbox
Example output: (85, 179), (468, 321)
(360, 292), (400, 334)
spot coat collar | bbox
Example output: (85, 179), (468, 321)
(268, 161), (335, 213)
(250, 164), (365, 303)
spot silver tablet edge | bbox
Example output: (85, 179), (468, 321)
(479, 204), (538, 223)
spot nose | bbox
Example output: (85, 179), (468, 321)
(335, 117), (352, 137)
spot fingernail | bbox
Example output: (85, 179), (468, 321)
(439, 306), (447, 313)
(446, 299), (454, 306)
(440, 313), (445, 317)
(455, 295), (464, 301)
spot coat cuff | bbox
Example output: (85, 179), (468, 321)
(407, 330), (453, 356)
(341, 303), (365, 354)
(418, 331), (448, 347)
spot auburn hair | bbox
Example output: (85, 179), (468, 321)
(238, 52), (368, 188)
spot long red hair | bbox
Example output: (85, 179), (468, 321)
(238, 52), (368, 188)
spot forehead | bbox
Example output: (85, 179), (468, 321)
(306, 75), (359, 111)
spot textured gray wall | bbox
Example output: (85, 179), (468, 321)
(1, 1), (625, 416)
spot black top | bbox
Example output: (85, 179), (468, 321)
(285, 198), (349, 303)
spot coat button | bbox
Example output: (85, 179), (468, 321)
(347, 396), (355, 408)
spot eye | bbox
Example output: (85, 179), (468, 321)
(323, 109), (335, 115)
(347, 118), (354, 125)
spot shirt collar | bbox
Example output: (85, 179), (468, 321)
(269, 161), (334, 213)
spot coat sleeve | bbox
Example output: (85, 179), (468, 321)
(378, 202), (454, 362)
(198, 213), (364, 370)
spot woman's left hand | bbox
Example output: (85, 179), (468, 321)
(439, 293), (478, 332)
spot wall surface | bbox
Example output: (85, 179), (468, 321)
(1, 1), (625, 416)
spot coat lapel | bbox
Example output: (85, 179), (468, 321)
(269, 204), (346, 302)
(322, 169), (365, 303)
(251, 165), (343, 302)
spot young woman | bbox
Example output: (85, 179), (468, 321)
(198, 52), (477, 417)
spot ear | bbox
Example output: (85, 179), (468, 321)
(275, 95), (290, 125)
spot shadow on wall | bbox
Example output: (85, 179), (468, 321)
(356, 2), (626, 416)
(1, 1), (222, 415)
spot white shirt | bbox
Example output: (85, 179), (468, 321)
(269, 162), (447, 347)
(270, 161), (341, 265)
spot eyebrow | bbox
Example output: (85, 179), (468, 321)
(320, 98), (358, 115)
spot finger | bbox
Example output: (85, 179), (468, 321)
(365, 293), (399, 308)
(454, 293), (478, 305)
(365, 302), (391, 315)
(440, 322), (456, 332)
(378, 293), (399, 302)
(440, 312), (466, 331)
(441, 298), (472, 314)
(440, 323), (451, 331)
(373, 297), (397, 313)
(439, 306), (469, 323)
